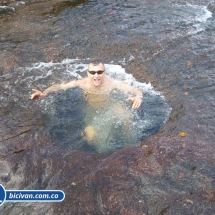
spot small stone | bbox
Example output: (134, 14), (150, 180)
(187, 61), (192, 66)
(186, 199), (193, 204)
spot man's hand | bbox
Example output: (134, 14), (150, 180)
(31, 89), (45, 100)
(126, 96), (142, 109)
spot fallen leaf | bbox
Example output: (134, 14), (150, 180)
(71, 182), (76, 186)
(186, 199), (193, 204)
(184, 92), (189, 95)
(142, 144), (148, 148)
(179, 171), (184, 179)
(107, 10), (116, 15)
(179, 132), (187, 137)
(187, 61), (192, 66)
(182, 143), (186, 148)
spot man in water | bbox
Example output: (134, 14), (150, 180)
(31, 60), (143, 150)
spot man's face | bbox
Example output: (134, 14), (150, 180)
(87, 63), (106, 87)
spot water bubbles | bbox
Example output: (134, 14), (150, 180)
(25, 59), (171, 153)
(174, 3), (213, 34)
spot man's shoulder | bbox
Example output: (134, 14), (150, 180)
(63, 78), (87, 88)
(75, 77), (89, 88)
(110, 78), (124, 86)
(107, 77), (119, 84)
(74, 77), (88, 84)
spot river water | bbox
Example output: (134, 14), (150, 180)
(0, 0), (215, 214)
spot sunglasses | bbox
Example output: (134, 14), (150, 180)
(88, 70), (104, 75)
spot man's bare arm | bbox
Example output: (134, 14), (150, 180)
(31, 80), (80, 100)
(114, 80), (143, 109)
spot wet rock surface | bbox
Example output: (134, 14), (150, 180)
(1, 0), (215, 214)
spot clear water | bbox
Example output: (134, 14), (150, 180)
(1, 0), (215, 214)
(0, 60), (171, 154)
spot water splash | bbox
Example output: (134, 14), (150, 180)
(175, 3), (213, 34)
(0, 59), (171, 153)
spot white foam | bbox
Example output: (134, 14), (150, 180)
(27, 59), (79, 70)
(176, 4), (212, 22)
(0, 59), (172, 152)
(23, 59), (157, 95)
(16, 1), (25, 6)
(0, 6), (15, 11)
(105, 64), (156, 94)
(191, 5), (212, 23)
(176, 3), (212, 35)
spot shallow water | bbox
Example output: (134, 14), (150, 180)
(1, 0), (215, 214)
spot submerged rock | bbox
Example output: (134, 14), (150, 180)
(0, 0), (215, 214)
(0, 5), (15, 14)
(207, 2), (215, 15)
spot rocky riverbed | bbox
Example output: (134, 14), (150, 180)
(1, 0), (215, 214)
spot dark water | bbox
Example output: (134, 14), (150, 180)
(1, 0), (215, 214)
